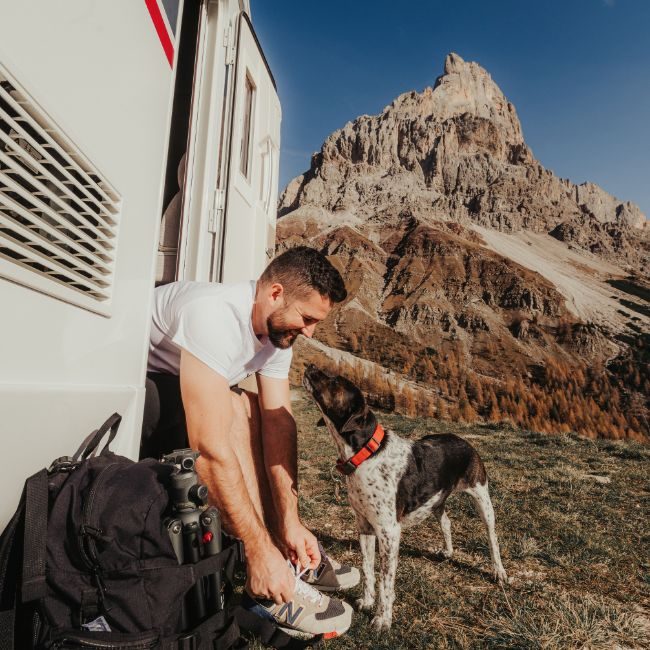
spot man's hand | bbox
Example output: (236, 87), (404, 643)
(246, 541), (296, 604)
(278, 520), (321, 571)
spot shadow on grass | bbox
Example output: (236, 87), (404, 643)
(317, 530), (496, 584)
(316, 531), (357, 548)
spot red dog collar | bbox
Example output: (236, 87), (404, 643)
(336, 424), (385, 475)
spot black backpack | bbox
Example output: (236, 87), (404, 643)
(0, 413), (322, 650)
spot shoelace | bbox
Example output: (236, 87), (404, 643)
(290, 561), (323, 605)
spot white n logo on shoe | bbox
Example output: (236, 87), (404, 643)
(277, 602), (304, 625)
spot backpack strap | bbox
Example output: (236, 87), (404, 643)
(190, 545), (237, 584)
(21, 469), (49, 605)
(73, 413), (122, 461)
(0, 488), (27, 650)
(168, 609), (243, 650)
(0, 471), (49, 645)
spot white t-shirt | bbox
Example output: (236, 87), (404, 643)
(148, 280), (293, 386)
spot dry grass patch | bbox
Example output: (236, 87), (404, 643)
(482, 591), (650, 649)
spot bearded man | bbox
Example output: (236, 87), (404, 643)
(140, 246), (357, 639)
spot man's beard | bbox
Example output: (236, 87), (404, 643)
(267, 311), (301, 349)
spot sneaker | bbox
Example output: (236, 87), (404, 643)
(302, 543), (361, 592)
(243, 563), (353, 640)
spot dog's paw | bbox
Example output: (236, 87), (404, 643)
(355, 597), (375, 613)
(494, 567), (509, 585)
(371, 615), (392, 632)
(433, 547), (453, 560)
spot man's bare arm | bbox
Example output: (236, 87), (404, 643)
(256, 373), (320, 569)
(179, 350), (294, 602)
(256, 374), (298, 524)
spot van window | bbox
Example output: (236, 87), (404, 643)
(239, 74), (255, 179)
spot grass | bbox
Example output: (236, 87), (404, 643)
(246, 389), (650, 649)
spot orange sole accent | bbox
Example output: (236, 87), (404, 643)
(323, 631), (340, 640)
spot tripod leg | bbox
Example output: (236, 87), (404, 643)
(200, 507), (223, 612)
(166, 518), (188, 629)
(183, 521), (207, 624)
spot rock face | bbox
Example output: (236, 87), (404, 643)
(278, 53), (649, 441)
(279, 53), (647, 271)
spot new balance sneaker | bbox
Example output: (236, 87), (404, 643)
(302, 543), (361, 592)
(242, 564), (353, 640)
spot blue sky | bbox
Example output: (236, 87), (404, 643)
(251, 0), (650, 218)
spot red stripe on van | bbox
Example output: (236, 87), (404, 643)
(145, 0), (174, 67)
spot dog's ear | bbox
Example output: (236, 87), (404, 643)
(341, 406), (371, 434)
(340, 412), (360, 434)
(316, 417), (326, 427)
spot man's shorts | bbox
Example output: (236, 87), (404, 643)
(140, 372), (243, 460)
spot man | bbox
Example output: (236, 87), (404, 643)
(141, 246), (357, 639)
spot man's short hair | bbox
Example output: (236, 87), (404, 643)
(260, 246), (347, 304)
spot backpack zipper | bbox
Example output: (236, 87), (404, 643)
(77, 463), (119, 607)
(32, 609), (42, 647)
(52, 633), (159, 649)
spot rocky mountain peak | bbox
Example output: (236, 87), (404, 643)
(279, 53), (647, 271)
(312, 51), (524, 171)
(443, 51), (465, 74)
(431, 52), (524, 145)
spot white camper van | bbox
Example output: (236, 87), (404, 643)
(0, 0), (281, 527)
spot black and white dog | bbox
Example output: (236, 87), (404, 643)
(302, 364), (508, 631)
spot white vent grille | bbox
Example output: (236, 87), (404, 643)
(0, 63), (121, 315)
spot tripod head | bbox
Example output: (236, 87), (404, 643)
(162, 448), (208, 518)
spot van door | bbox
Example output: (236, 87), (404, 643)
(218, 13), (281, 283)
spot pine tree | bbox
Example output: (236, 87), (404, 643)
(436, 397), (448, 420)
(459, 398), (476, 422)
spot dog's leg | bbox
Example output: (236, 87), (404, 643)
(372, 524), (401, 632)
(354, 514), (376, 613)
(433, 506), (453, 558)
(464, 482), (508, 583)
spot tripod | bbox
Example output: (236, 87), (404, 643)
(163, 449), (224, 629)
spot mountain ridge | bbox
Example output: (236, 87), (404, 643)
(280, 53), (646, 248)
(277, 53), (649, 441)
